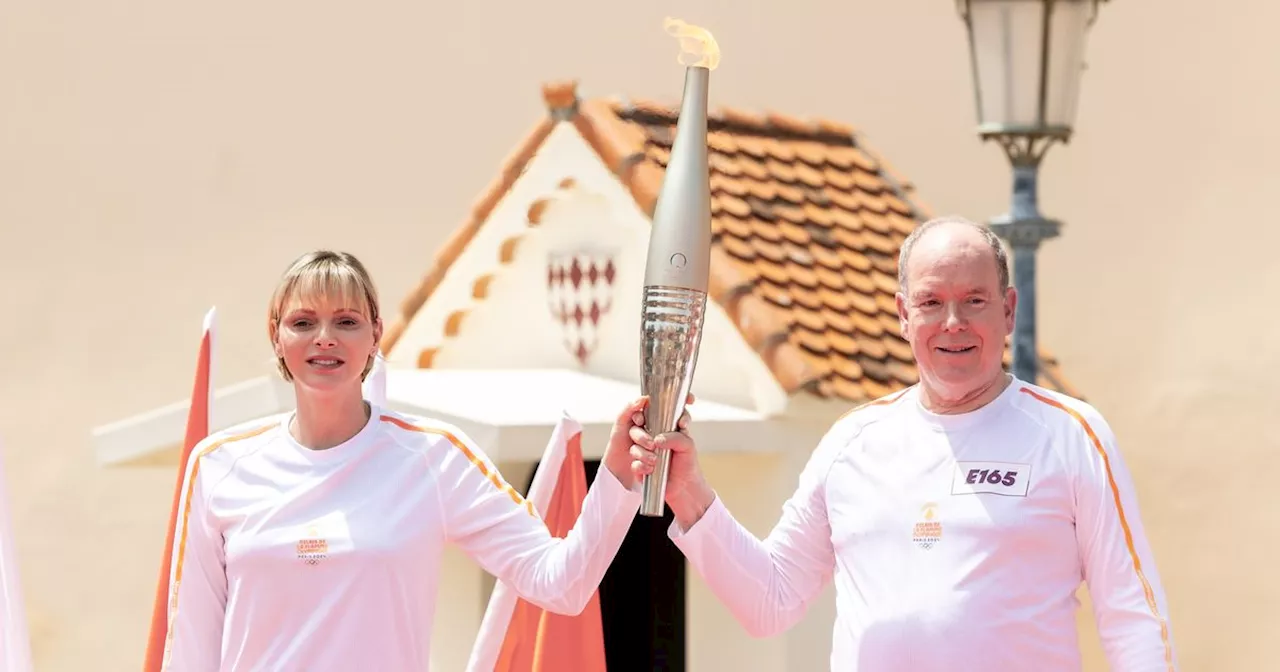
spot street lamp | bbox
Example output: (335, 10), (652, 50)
(955, 0), (1107, 384)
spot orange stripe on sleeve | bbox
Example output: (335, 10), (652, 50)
(1020, 388), (1174, 671)
(162, 423), (275, 668)
(380, 415), (536, 517)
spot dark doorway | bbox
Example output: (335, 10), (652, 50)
(524, 458), (687, 672)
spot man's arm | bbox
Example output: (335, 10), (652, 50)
(665, 431), (842, 638)
(161, 451), (227, 671)
(1073, 410), (1178, 671)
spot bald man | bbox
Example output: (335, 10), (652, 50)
(627, 217), (1177, 671)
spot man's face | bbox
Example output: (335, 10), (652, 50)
(896, 225), (1016, 400)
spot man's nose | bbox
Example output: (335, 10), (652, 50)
(942, 303), (965, 331)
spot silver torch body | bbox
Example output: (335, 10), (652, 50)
(638, 65), (712, 517)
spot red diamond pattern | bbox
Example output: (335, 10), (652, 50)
(546, 250), (617, 368)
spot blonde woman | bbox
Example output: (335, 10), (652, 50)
(161, 250), (681, 670)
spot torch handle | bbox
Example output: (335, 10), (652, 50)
(639, 285), (708, 517)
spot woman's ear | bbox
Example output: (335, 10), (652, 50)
(268, 322), (283, 356)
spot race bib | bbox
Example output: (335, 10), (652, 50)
(951, 461), (1031, 497)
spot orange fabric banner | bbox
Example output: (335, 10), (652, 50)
(469, 416), (608, 671)
(142, 307), (214, 672)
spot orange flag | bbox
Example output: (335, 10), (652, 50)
(466, 414), (608, 672)
(142, 307), (215, 672)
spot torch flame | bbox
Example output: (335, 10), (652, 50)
(663, 17), (721, 71)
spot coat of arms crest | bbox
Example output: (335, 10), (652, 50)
(546, 248), (618, 366)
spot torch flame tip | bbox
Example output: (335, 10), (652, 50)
(662, 17), (721, 71)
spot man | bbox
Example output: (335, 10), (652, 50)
(628, 216), (1177, 670)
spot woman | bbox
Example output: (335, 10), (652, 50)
(161, 250), (686, 670)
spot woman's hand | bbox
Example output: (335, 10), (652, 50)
(604, 394), (715, 529)
(602, 393), (693, 490)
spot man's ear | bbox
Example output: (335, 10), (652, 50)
(1004, 286), (1018, 330)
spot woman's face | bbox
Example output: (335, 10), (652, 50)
(273, 291), (381, 394)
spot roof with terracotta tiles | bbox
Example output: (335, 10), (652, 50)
(381, 80), (1079, 404)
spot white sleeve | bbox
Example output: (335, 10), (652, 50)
(666, 431), (842, 638)
(436, 430), (641, 616)
(1072, 410), (1178, 671)
(161, 450), (227, 671)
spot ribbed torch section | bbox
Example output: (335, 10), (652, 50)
(638, 285), (707, 515)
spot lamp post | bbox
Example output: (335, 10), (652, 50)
(955, 0), (1107, 384)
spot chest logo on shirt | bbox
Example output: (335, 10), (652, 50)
(951, 461), (1032, 497)
(295, 525), (330, 566)
(911, 502), (943, 550)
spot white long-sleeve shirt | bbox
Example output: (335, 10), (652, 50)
(671, 379), (1176, 671)
(161, 405), (641, 671)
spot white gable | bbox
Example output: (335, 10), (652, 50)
(387, 122), (789, 415)
(384, 123), (587, 370)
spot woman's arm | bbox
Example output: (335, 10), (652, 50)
(161, 450), (227, 671)
(436, 404), (644, 615)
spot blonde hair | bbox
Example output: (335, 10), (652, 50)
(267, 250), (381, 382)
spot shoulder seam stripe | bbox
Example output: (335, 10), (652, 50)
(1019, 387), (1174, 671)
(836, 386), (911, 423)
(379, 415), (536, 517)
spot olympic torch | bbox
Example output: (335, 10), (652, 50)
(638, 18), (720, 517)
